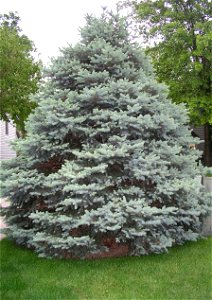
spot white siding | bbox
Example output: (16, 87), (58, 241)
(0, 120), (17, 160)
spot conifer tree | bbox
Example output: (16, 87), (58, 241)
(1, 11), (210, 259)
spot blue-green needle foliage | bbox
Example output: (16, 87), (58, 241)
(1, 11), (210, 259)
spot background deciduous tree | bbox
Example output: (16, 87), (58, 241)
(0, 12), (41, 133)
(120, 0), (212, 166)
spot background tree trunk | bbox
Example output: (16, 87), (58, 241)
(204, 124), (212, 167)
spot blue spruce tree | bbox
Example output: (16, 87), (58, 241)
(1, 11), (210, 259)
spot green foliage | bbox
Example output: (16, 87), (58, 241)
(1, 11), (210, 259)
(130, 0), (212, 126)
(205, 167), (212, 177)
(0, 12), (41, 132)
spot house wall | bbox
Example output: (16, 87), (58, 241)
(0, 120), (17, 160)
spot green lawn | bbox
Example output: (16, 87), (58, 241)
(0, 238), (211, 300)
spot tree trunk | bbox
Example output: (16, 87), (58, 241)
(204, 124), (212, 167)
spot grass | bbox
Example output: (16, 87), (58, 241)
(0, 238), (211, 300)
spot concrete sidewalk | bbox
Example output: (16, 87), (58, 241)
(0, 198), (9, 240)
